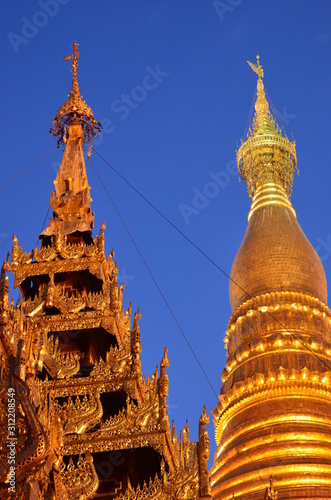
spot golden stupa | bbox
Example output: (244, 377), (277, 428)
(211, 57), (331, 499)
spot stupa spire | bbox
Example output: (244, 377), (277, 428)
(247, 55), (274, 135)
(42, 43), (101, 238)
(211, 57), (330, 499)
(237, 55), (297, 217)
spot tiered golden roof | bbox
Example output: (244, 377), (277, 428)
(0, 45), (211, 499)
(211, 57), (331, 499)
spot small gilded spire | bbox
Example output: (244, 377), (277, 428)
(247, 54), (264, 80)
(50, 42), (101, 146)
(63, 40), (80, 80)
(198, 406), (211, 497)
(247, 55), (274, 135)
(42, 43), (100, 237)
(237, 55), (297, 201)
(160, 347), (170, 369)
(159, 347), (170, 429)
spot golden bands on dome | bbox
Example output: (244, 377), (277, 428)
(50, 42), (101, 146)
(247, 180), (296, 221)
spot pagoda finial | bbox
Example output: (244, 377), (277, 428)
(247, 54), (264, 80)
(50, 42), (101, 147)
(41, 43), (99, 237)
(63, 41), (80, 81)
(236, 55), (297, 200)
(247, 55), (273, 136)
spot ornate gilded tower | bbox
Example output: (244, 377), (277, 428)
(211, 57), (331, 499)
(0, 44), (211, 500)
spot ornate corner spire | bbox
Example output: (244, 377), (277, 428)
(237, 55), (297, 202)
(160, 346), (170, 369)
(198, 406), (211, 498)
(50, 42), (101, 147)
(159, 347), (170, 429)
(131, 307), (142, 376)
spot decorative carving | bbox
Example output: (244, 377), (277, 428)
(100, 408), (127, 433)
(90, 348), (131, 379)
(105, 345), (131, 375)
(0, 354), (48, 485)
(126, 392), (159, 430)
(54, 393), (103, 434)
(97, 221), (106, 255)
(180, 420), (191, 470)
(46, 273), (55, 308)
(11, 233), (33, 269)
(23, 283), (47, 316)
(88, 290), (107, 311)
(51, 283), (87, 314)
(114, 474), (163, 500)
(198, 406), (211, 498)
(43, 334), (80, 379)
(55, 453), (99, 499)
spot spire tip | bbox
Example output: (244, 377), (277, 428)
(247, 55), (264, 80)
(50, 42), (101, 146)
